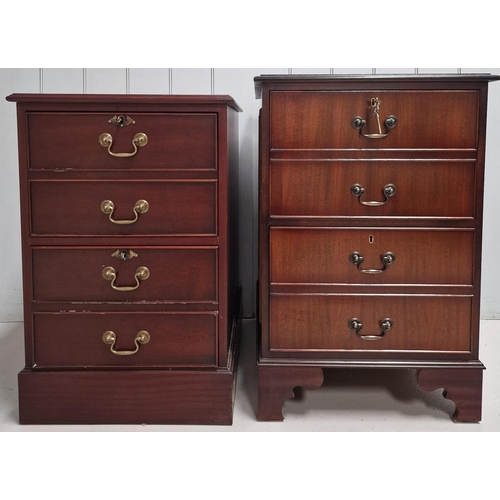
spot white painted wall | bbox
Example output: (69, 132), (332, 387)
(1, 68), (499, 320)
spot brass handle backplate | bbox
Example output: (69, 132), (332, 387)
(101, 199), (149, 224)
(350, 183), (396, 206)
(349, 251), (395, 274)
(111, 249), (138, 261)
(98, 132), (148, 157)
(102, 330), (150, 355)
(348, 317), (393, 340)
(352, 97), (397, 139)
(102, 266), (150, 291)
(108, 115), (135, 127)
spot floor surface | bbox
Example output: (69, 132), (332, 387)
(1, 319), (499, 432)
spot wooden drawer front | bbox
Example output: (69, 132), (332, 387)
(31, 180), (217, 236)
(270, 91), (478, 150)
(270, 161), (475, 218)
(270, 294), (472, 353)
(27, 113), (216, 170)
(270, 228), (474, 285)
(33, 312), (217, 367)
(32, 247), (217, 303)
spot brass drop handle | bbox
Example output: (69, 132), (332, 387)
(98, 132), (148, 157)
(101, 199), (149, 224)
(350, 183), (396, 206)
(351, 97), (397, 139)
(349, 251), (395, 274)
(102, 330), (150, 355)
(348, 317), (393, 340)
(102, 266), (150, 291)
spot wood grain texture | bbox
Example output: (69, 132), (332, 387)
(257, 75), (496, 421)
(270, 90), (479, 149)
(18, 287), (242, 425)
(416, 368), (483, 422)
(258, 365), (324, 421)
(222, 107), (241, 359)
(33, 311), (217, 368)
(270, 227), (474, 285)
(270, 161), (476, 218)
(254, 73), (500, 98)
(269, 294), (473, 353)
(27, 112), (217, 170)
(30, 180), (217, 236)
(32, 247), (217, 303)
(7, 93), (242, 110)
(11, 94), (242, 424)
(18, 367), (235, 425)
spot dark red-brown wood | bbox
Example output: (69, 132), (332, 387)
(256, 73), (498, 422)
(30, 179), (217, 236)
(7, 93), (243, 110)
(270, 161), (476, 218)
(8, 93), (241, 425)
(254, 73), (500, 98)
(19, 368), (235, 425)
(32, 246), (217, 303)
(258, 365), (324, 421)
(33, 311), (218, 368)
(269, 293), (472, 353)
(270, 90), (478, 149)
(416, 368), (483, 422)
(27, 112), (217, 170)
(270, 227), (474, 285)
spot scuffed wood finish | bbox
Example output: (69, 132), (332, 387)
(258, 365), (324, 421)
(30, 180), (217, 236)
(257, 74), (498, 422)
(33, 311), (218, 368)
(416, 368), (483, 422)
(27, 112), (218, 171)
(32, 247), (217, 303)
(9, 94), (241, 424)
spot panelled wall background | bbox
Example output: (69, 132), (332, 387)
(1, 67), (499, 320)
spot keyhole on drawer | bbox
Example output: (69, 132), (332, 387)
(369, 235), (374, 244)
(111, 249), (138, 261)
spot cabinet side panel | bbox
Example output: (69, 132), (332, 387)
(471, 83), (489, 357)
(227, 107), (240, 354)
(16, 104), (34, 367)
(258, 86), (271, 358)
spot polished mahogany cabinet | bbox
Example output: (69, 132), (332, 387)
(7, 93), (241, 425)
(255, 73), (499, 422)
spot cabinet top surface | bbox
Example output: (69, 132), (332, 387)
(254, 73), (500, 97)
(5, 93), (242, 111)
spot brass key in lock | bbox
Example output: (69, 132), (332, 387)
(351, 97), (397, 139)
(370, 97), (383, 135)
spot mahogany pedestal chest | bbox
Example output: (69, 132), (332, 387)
(7, 93), (241, 425)
(254, 73), (499, 422)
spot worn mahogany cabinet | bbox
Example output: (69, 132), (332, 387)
(255, 73), (499, 422)
(7, 93), (241, 425)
